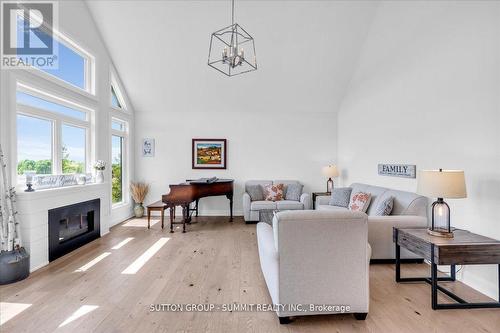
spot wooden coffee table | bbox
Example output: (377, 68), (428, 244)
(393, 227), (500, 310)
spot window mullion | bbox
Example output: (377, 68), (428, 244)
(54, 119), (62, 174)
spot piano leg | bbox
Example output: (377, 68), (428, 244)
(169, 206), (174, 233)
(195, 199), (199, 217)
(227, 194), (233, 222)
(182, 205), (188, 233)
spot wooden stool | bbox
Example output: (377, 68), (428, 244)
(146, 201), (168, 229)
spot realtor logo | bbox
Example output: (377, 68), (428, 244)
(1, 1), (58, 69)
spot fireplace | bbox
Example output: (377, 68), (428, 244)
(48, 199), (100, 261)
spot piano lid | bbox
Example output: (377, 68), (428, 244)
(187, 177), (234, 184)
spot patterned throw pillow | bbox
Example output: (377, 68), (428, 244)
(374, 196), (394, 216)
(247, 184), (264, 201)
(349, 192), (372, 212)
(285, 183), (303, 201)
(328, 187), (352, 207)
(263, 183), (285, 201)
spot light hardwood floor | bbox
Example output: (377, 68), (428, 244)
(1, 216), (499, 333)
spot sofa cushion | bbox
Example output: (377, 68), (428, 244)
(316, 205), (348, 212)
(374, 196), (394, 216)
(245, 180), (272, 193)
(263, 183), (285, 201)
(349, 192), (372, 212)
(285, 183), (303, 201)
(247, 184), (264, 201)
(276, 200), (304, 210)
(329, 187), (352, 207)
(251, 201), (277, 210)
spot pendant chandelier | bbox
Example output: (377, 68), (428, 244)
(208, 0), (257, 76)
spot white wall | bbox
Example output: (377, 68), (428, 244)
(86, 1), (378, 215)
(338, 1), (500, 299)
(137, 110), (336, 215)
(0, 0), (135, 236)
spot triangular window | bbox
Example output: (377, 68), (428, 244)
(111, 85), (122, 109)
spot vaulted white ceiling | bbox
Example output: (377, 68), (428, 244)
(86, 1), (378, 114)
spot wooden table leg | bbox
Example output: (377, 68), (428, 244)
(169, 206), (174, 233)
(161, 208), (165, 229)
(147, 208), (151, 229)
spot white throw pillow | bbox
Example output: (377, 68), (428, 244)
(349, 192), (372, 212)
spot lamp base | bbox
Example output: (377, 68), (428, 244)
(427, 228), (454, 238)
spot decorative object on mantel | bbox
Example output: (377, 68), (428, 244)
(208, 0), (257, 76)
(378, 164), (416, 178)
(192, 139), (227, 169)
(130, 182), (150, 218)
(417, 169), (467, 238)
(0, 144), (30, 285)
(142, 138), (155, 157)
(93, 160), (106, 183)
(34, 173), (93, 190)
(322, 165), (339, 193)
(24, 171), (35, 192)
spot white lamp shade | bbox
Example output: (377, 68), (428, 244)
(417, 170), (467, 199)
(322, 165), (339, 178)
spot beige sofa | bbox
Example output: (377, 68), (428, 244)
(257, 210), (371, 323)
(315, 183), (428, 260)
(243, 180), (311, 223)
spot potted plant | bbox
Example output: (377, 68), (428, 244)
(93, 160), (106, 183)
(130, 182), (149, 218)
(0, 145), (30, 285)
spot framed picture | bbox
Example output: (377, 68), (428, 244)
(192, 139), (227, 169)
(142, 138), (155, 157)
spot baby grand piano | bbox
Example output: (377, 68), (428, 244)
(162, 178), (234, 233)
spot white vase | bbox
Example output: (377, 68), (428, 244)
(95, 170), (104, 183)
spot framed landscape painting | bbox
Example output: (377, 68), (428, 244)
(192, 139), (227, 169)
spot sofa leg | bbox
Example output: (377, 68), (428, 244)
(354, 313), (368, 320)
(278, 316), (292, 324)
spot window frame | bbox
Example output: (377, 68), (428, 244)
(15, 83), (92, 179)
(15, 13), (96, 96)
(110, 117), (129, 207)
(110, 70), (128, 112)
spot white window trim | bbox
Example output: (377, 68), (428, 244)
(15, 83), (93, 180)
(111, 117), (129, 208)
(14, 13), (96, 96)
(110, 68), (130, 113)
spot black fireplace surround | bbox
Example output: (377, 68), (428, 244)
(48, 199), (100, 262)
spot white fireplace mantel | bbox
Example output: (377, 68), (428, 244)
(16, 183), (110, 272)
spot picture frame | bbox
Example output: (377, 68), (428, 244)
(142, 138), (155, 157)
(192, 139), (227, 169)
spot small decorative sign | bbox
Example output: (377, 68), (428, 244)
(378, 164), (416, 178)
(142, 138), (155, 157)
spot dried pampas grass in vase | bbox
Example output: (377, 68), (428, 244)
(130, 182), (149, 218)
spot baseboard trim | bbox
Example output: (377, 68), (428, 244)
(370, 258), (424, 264)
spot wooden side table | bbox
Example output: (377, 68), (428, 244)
(146, 200), (169, 229)
(393, 227), (500, 310)
(312, 192), (330, 209)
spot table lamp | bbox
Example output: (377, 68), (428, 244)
(322, 165), (339, 193)
(417, 169), (467, 238)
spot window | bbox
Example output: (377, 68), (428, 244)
(111, 118), (128, 205)
(16, 86), (91, 182)
(61, 125), (86, 174)
(111, 86), (122, 109)
(111, 135), (123, 204)
(17, 115), (53, 176)
(110, 73), (126, 110)
(15, 14), (93, 92)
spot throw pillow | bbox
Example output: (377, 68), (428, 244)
(263, 183), (285, 201)
(349, 192), (372, 212)
(328, 187), (352, 207)
(285, 183), (303, 201)
(374, 196), (394, 216)
(247, 184), (264, 201)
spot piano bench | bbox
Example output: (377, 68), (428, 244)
(146, 201), (169, 229)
